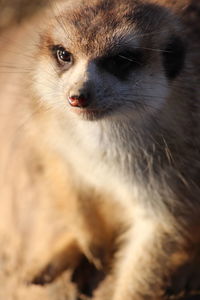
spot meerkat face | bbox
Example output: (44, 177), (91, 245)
(33, 0), (186, 122)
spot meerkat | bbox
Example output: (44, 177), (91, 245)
(0, 0), (200, 299)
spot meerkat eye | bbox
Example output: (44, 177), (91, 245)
(52, 45), (73, 66)
(114, 51), (142, 68)
(99, 50), (143, 80)
(57, 48), (72, 63)
(112, 55), (133, 68)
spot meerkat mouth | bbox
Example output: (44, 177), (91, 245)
(69, 106), (113, 121)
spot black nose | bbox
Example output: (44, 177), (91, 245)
(68, 94), (89, 108)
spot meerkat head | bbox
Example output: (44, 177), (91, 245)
(33, 0), (186, 122)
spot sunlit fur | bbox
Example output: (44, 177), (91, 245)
(0, 0), (200, 299)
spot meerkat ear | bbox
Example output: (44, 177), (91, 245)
(162, 35), (186, 80)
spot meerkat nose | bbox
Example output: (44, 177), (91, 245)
(68, 94), (89, 108)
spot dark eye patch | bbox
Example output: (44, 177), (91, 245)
(162, 36), (186, 80)
(97, 50), (144, 80)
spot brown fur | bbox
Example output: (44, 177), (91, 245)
(0, 1), (200, 299)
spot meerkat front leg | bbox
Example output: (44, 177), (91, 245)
(112, 215), (175, 300)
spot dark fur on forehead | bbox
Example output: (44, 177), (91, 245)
(57, 0), (170, 57)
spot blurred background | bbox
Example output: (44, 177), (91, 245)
(0, 0), (48, 31)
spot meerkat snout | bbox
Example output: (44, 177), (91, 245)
(68, 79), (94, 110)
(68, 95), (89, 108)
